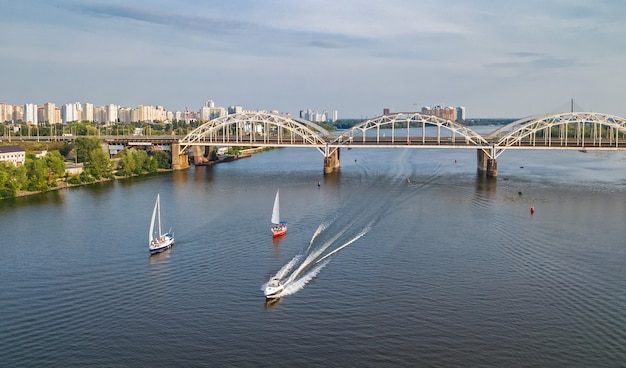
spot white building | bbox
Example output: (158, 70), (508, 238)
(228, 105), (243, 114)
(43, 102), (56, 124)
(83, 103), (94, 122)
(209, 107), (226, 120)
(106, 104), (118, 123)
(0, 145), (26, 166)
(199, 106), (211, 121)
(24, 103), (38, 125)
(62, 103), (78, 124)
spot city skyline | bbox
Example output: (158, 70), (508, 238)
(2, 1), (625, 119)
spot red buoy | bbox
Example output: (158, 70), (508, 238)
(530, 207), (535, 214)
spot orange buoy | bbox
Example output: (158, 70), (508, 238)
(530, 207), (535, 214)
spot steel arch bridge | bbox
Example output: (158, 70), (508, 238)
(484, 112), (626, 158)
(178, 111), (332, 156)
(330, 112), (489, 147)
(173, 111), (626, 176)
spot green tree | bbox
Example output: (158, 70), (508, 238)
(45, 151), (66, 183)
(0, 162), (26, 198)
(152, 150), (171, 169)
(25, 154), (49, 191)
(85, 148), (112, 179)
(74, 137), (102, 163)
(147, 156), (159, 173)
(133, 150), (149, 174)
(117, 149), (137, 176)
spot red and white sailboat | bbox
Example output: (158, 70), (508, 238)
(270, 189), (287, 238)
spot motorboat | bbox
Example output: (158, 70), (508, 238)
(264, 277), (284, 299)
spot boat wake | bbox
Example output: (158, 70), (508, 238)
(263, 220), (372, 298)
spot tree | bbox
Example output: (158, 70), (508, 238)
(25, 154), (49, 191)
(0, 162), (26, 198)
(75, 137), (102, 163)
(85, 148), (112, 179)
(133, 150), (149, 175)
(44, 151), (66, 185)
(152, 150), (171, 169)
(117, 149), (138, 176)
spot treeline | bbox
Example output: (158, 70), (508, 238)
(0, 137), (171, 199)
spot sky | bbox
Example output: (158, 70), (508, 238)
(2, 0), (626, 119)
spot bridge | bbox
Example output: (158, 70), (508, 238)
(172, 111), (626, 176)
(20, 111), (625, 177)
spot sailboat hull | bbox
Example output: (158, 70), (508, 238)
(149, 235), (174, 254)
(271, 222), (288, 238)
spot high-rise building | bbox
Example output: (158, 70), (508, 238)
(13, 105), (24, 122)
(0, 102), (14, 123)
(118, 107), (132, 124)
(43, 102), (56, 124)
(83, 103), (94, 122)
(24, 103), (38, 125)
(74, 102), (83, 121)
(61, 103), (77, 124)
(421, 105), (456, 121)
(199, 106), (210, 121)
(209, 106), (226, 120)
(228, 105), (243, 114)
(456, 106), (466, 121)
(106, 104), (118, 123)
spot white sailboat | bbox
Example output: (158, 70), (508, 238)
(270, 189), (287, 238)
(149, 194), (174, 254)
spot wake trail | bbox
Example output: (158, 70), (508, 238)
(307, 221), (328, 252)
(264, 220), (372, 298)
(315, 223), (371, 264)
(281, 259), (330, 297)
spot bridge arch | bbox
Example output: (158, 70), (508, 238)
(330, 112), (489, 146)
(178, 111), (330, 154)
(485, 112), (626, 158)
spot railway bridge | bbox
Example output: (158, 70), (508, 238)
(173, 111), (626, 176)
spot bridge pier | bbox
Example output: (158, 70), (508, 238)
(324, 148), (340, 174)
(171, 143), (189, 171)
(477, 149), (497, 177)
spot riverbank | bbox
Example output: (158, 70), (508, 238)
(13, 169), (174, 198)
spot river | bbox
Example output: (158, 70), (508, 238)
(1, 140), (625, 367)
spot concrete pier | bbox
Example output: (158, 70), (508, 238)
(324, 148), (341, 174)
(171, 143), (189, 170)
(477, 149), (497, 177)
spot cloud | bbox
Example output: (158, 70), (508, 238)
(2, 0), (626, 118)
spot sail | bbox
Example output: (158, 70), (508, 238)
(149, 194), (159, 243)
(271, 190), (280, 224)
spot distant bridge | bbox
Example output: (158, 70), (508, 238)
(175, 111), (626, 176)
(19, 111), (626, 177)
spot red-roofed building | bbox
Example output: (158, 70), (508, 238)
(0, 145), (26, 166)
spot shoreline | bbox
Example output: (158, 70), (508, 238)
(12, 169), (174, 199)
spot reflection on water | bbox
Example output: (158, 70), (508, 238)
(475, 173), (497, 194)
